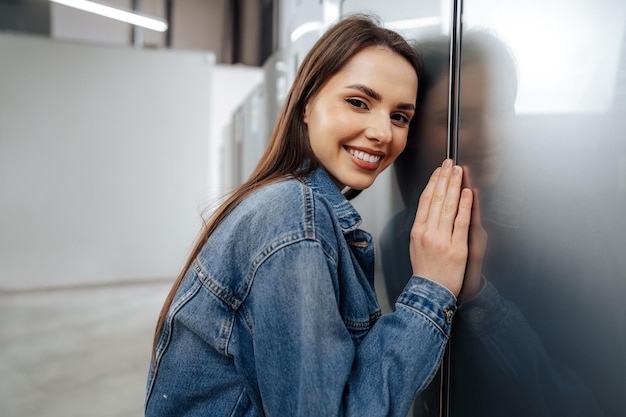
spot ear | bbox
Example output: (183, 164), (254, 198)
(303, 103), (310, 124)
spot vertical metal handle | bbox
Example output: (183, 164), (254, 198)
(447, 0), (464, 164)
(441, 4), (463, 417)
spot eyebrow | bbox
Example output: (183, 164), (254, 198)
(346, 84), (415, 111)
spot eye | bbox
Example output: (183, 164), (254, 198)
(391, 112), (411, 126)
(346, 98), (368, 109)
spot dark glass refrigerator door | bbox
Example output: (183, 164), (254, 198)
(380, 1), (626, 416)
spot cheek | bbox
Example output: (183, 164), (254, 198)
(389, 134), (408, 161)
(306, 114), (329, 151)
(308, 104), (349, 139)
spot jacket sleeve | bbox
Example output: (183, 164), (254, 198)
(245, 238), (457, 417)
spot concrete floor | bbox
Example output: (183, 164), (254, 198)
(0, 281), (171, 417)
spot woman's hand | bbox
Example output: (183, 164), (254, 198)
(410, 159), (473, 297)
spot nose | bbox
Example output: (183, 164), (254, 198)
(365, 112), (393, 144)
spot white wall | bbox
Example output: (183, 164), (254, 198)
(209, 65), (264, 200)
(0, 34), (213, 290)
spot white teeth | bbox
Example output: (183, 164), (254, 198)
(349, 148), (381, 163)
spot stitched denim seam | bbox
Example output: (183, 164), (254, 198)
(248, 234), (338, 285)
(218, 308), (236, 357)
(146, 277), (203, 403)
(194, 260), (242, 310)
(304, 183), (315, 240)
(397, 303), (450, 338)
(343, 310), (382, 330)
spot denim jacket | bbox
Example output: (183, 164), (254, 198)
(145, 167), (457, 417)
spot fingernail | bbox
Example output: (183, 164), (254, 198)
(433, 167), (441, 176)
(443, 159), (452, 168)
(452, 166), (461, 176)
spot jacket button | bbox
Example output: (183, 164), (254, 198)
(444, 309), (454, 323)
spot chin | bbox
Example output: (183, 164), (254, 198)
(334, 166), (384, 191)
(343, 178), (376, 191)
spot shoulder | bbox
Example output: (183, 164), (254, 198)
(235, 178), (311, 230)
(243, 178), (307, 212)
(239, 177), (339, 232)
(209, 178), (340, 252)
(188, 169), (371, 314)
(194, 178), (341, 299)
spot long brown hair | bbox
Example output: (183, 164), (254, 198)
(152, 14), (422, 352)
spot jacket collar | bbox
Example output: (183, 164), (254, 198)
(303, 167), (362, 233)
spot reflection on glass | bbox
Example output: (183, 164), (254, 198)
(382, 24), (625, 417)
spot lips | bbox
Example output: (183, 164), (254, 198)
(346, 146), (383, 170)
(348, 148), (381, 163)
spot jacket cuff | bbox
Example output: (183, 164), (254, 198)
(396, 275), (458, 337)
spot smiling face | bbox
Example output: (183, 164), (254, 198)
(303, 46), (418, 191)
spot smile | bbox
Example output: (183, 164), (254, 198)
(347, 147), (381, 163)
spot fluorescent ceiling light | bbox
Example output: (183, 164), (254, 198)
(49, 0), (168, 32)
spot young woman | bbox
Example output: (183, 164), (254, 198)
(145, 15), (474, 417)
